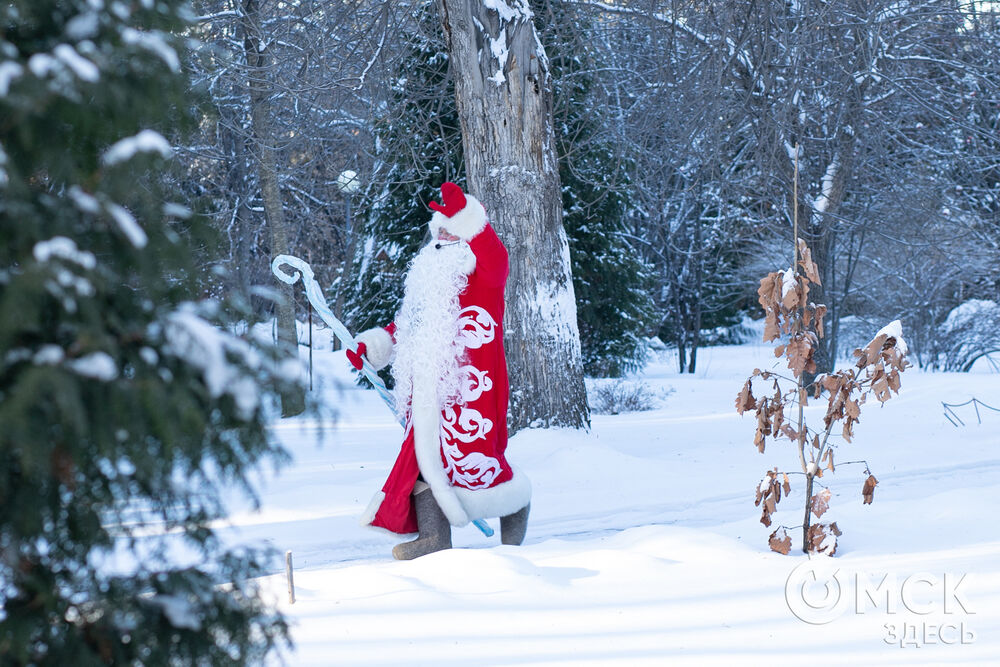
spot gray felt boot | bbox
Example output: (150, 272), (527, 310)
(500, 503), (530, 546)
(392, 489), (452, 560)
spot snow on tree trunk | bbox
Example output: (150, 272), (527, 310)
(436, 0), (589, 431)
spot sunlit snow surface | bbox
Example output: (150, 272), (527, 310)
(218, 328), (999, 664)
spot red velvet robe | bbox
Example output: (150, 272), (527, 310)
(362, 223), (531, 534)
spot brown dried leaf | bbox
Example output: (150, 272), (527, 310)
(757, 399), (772, 436)
(812, 433), (821, 450)
(810, 488), (832, 518)
(757, 469), (782, 525)
(886, 348), (910, 373)
(806, 522), (842, 556)
(769, 527), (792, 555)
(873, 378), (891, 403)
(812, 304), (827, 338)
(757, 273), (784, 343)
(772, 381), (784, 403)
(842, 418), (855, 443)
(845, 399), (861, 419)
(824, 401), (841, 432)
(830, 387), (848, 417)
(820, 373), (843, 394)
(824, 448), (835, 473)
(780, 289), (797, 312)
(781, 472), (791, 496)
(862, 474), (878, 505)
(798, 239), (822, 285)
(887, 369), (901, 393)
(857, 333), (888, 369)
(757, 273), (781, 309)
(754, 429), (765, 453)
(771, 404), (784, 436)
(774, 344), (786, 358)
(780, 273), (800, 310)
(872, 332), (893, 352)
(763, 312), (780, 342)
(781, 275), (811, 312)
(736, 379), (756, 415)
(786, 335), (813, 377)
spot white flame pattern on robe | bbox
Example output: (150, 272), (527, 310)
(439, 306), (501, 488)
(456, 305), (496, 349)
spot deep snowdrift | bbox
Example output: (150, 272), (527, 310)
(225, 334), (998, 665)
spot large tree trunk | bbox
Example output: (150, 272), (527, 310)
(241, 0), (305, 417)
(436, 0), (589, 432)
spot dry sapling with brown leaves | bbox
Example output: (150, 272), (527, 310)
(737, 239), (910, 555)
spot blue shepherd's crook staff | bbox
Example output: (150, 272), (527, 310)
(271, 254), (494, 538)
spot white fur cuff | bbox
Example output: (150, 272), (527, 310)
(429, 195), (488, 241)
(356, 327), (394, 370)
(453, 468), (532, 522)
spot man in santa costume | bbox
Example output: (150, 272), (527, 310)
(348, 182), (531, 560)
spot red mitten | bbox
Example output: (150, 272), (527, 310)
(346, 342), (367, 371)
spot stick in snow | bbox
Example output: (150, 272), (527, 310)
(286, 550), (295, 604)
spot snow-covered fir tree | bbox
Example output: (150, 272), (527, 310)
(0, 1), (299, 662)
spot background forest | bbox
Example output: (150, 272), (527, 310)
(187, 0), (1000, 377)
(2, 0), (999, 663)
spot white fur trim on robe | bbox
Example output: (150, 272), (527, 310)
(410, 384), (470, 526)
(411, 394), (531, 526)
(452, 466), (531, 522)
(429, 195), (487, 241)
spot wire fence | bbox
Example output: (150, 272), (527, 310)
(942, 398), (1000, 426)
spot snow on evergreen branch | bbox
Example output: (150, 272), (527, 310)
(103, 129), (173, 166)
(160, 303), (267, 420)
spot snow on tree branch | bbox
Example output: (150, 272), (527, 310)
(103, 130), (173, 166)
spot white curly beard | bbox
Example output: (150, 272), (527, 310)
(391, 239), (476, 421)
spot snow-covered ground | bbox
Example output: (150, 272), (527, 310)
(225, 331), (999, 665)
